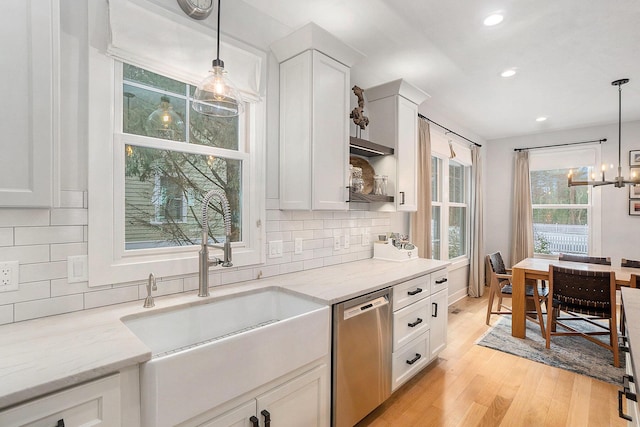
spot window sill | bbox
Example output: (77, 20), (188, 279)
(449, 257), (470, 271)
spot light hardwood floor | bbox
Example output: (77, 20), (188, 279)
(357, 292), (625, 427)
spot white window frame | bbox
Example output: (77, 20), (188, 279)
(87, 11), (265, 287)
(529, 145), (602, 257)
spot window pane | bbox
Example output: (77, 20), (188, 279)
(189, 111), (239, 150)
(533, 208), (588, 255)
(123, 84), (186, 142)
(431, 157), (439, 202)
(449, 161), (465, 203)
(431, 206), (441, 259)
(124, 145), (242, 250)
(448, 206), (466, 258)
(530, 168), (589, 205)
(123, 64), (186, 95)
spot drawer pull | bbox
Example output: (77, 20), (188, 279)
(435, 278), (448, 284)
(261, 409), (271, 427)
(56, 420), (65, 427)
(432, 302), (438, 317)
(400, 191), (405, 205)
(619, 336), (630, 353)
(407, 288), (423, 296)
(250, 416), (259, 427)
(408, 318), (423, 328)
(406, 353), (422, 365)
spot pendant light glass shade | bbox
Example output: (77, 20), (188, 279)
(192, 62), (244, 117)
(145, 95), (185, 140)
(191, 0), (244, 118)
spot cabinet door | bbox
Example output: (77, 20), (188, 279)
(395, 96), (418, 212)
(0, 374), (120, 427)
(429, 288), (448, 359)
(311, 51), (349, 211)
(256, 364), (329, 427)
(197, 400), (257, 427)
(0, 0), (57, 207)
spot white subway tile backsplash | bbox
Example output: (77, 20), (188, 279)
(280, 221), (303, 231)
(279, 261), (303, 274)
(303, 258), (323, 270)
(138, 278), (183, 298)
(20, 261), (67, 283)
(0, 245), (49, 264)
(265, 221), (280, 232)
(312, 211), (334, 220)
(291, 211), (314, 220)
(221, 268), (254, 285)
(15, 226), (84, 245)
(50, 242), (88, 261)
(303, 220), (324, 230)
(51, 278), (91, 297)
(0, 281), (50, 305)
(323, 219), (342, 229)
(291, 229), (314, 240)
(15, 294), (84, 322)
(84, 286), (138, 309)
(0, 228), (13, 246)
(253, 264), (280, 279)
(0, 209), (49, 227)
(0, 305), (13, 325)
(50, 208), (88, 226)
(266, 210), (292, 221)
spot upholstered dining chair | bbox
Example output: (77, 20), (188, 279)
(486, 252), (548, 337)
(558, 253), (611, 265)
(545, 265), (619, 367)
(620, 259), (640, 335)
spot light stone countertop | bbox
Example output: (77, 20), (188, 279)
(0, 258), (449, 410)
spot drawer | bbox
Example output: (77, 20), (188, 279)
(393, 296), (431, 351)
(0, 374), (121, 427)
(391, 332), (429, 392)
(431, 269), (449, 294)
(393, 274), (430, 311)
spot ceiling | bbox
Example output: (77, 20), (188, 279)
(230, 0), (640, 141)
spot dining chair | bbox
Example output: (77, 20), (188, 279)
(620, 259), (640, 335)
(558, 253), (611, 265)
(545, 265), (619, 367)
(486, 252), (548, 337)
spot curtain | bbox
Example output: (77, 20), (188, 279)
(410, 119), (432, 259)
(511, 151), (534, 265)
(468, 145), (484, 297)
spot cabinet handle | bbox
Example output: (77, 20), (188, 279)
(55, 420), (65, 427)
(346, 186), (351, 203)
(407, 287), (422, 296)
(619, 374), (638, 421)
(261, 409), (271, 427)
(619, 335), (630, 353)
(432, 302), (438, 317)
(407, 318), (423, 328)
(406, 353), (422, 365)
(250, 416), (259, 427)
(435, 278), (448, 284)
(400, 191), (405, 205)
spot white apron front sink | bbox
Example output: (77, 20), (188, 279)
(122, 288), (330, 427)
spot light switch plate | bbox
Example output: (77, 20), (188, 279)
(268, 240), (283, 258)
(294, 238), (303, 254)
(67, 255), (88, 283)
(362, 229), (370, 246)
(344, 233), (350, 249)
(333, 235), (341, 251)
(0, 261), (19, 292)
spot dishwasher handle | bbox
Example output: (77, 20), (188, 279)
(343, 295), (390, 320)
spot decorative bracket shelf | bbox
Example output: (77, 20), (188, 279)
(349, 137), (394, 157)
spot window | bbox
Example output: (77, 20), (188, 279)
(122, 64), (242, 250)
(430, 155), (470, 261)
(529, 147), (600, 256)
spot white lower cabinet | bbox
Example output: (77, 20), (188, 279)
(0, 374), (121, 427)
(391, 268), (448, 392)
(184, 364), (329, 427)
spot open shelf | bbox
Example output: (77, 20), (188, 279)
(349, 136), (394, 157)
(349, 190), (394, 203)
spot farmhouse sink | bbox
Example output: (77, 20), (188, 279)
(122, 288), (330, 427)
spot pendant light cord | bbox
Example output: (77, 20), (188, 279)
(618, 82), (622, 170)
(216, 0), (221, 62)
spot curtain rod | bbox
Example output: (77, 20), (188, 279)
(418, 113), (482, 147)
(513, 138), (607, 152)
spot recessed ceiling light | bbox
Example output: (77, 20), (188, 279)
(536, 117), (547, 122)
(483, 14), (504, 26)
(501, 69), (516, 77)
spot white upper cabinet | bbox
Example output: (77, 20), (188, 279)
(0, 0), (58, 207)
(273, 23), (363, 210)
(366, 80), (429, 212)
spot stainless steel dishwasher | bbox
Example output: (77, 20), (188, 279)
(332, 287), (391, 427)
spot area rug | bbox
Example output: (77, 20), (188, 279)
(476, 316), (624, 385)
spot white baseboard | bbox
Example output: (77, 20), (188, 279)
(448, 287), (470, 306)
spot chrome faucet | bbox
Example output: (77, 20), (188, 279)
(143, 273), (157, 308)
(199, 189), (233, 297)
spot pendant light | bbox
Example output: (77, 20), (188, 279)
(568, 78), (640, 188)
(145, 95), (185, 141)
(192, 0), (244, 118)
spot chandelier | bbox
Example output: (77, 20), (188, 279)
(568, 78), (639, 187)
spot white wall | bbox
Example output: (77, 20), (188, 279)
(485, 121), (640, 267)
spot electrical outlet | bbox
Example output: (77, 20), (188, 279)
(344, 233), (350, 249)
(0, 261), (19, 292)
(268, 240), (283, 258)
(333, 235), (341, 251)
(294, 238), (303, 254)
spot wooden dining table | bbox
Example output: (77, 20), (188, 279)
(510, 257), (635, 338)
